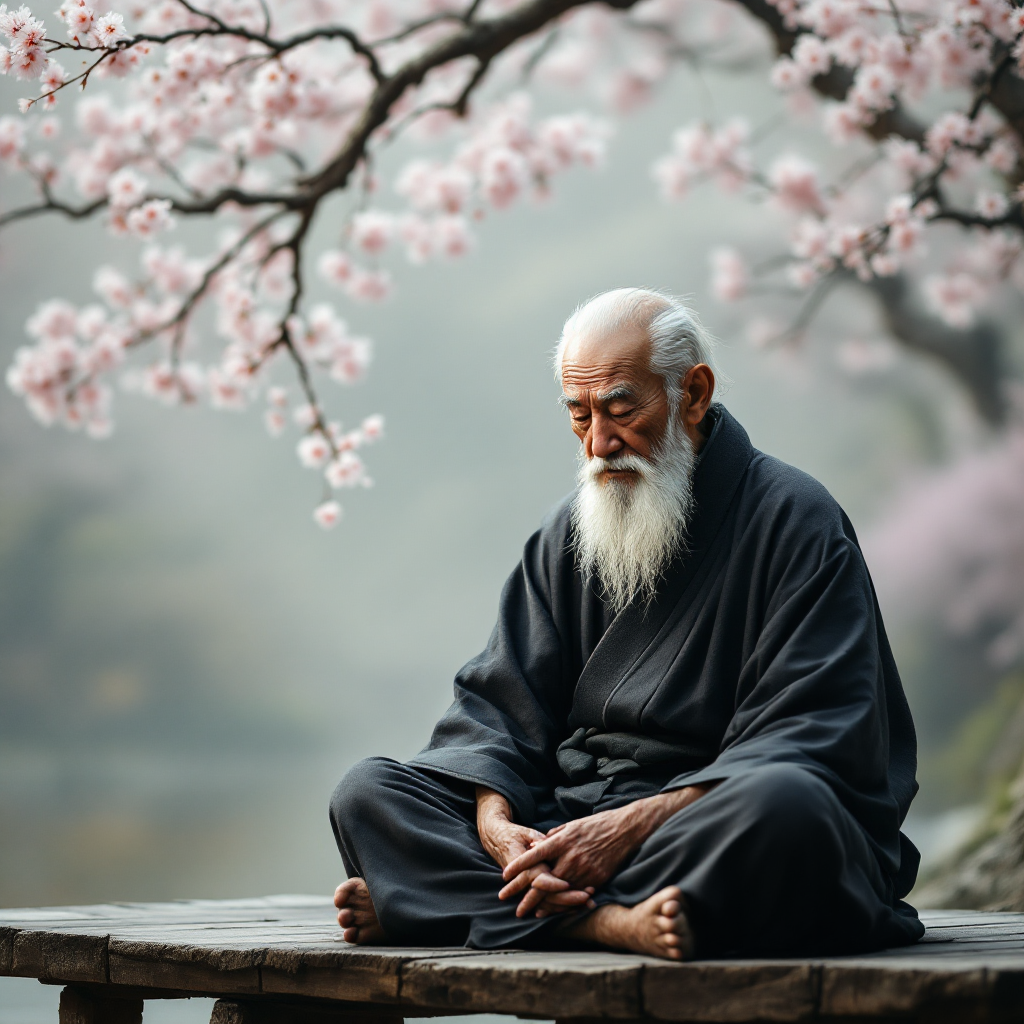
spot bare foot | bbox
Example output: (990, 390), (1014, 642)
(334, 878), (387, 944)
(562, 886), (694, 960)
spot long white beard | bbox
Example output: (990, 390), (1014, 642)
(571, 417), (696, 613)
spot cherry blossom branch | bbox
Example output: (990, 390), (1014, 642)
(0, 194), (107, 228)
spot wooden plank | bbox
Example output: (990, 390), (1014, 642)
(108, 952), (261, 996)
(12, 929), (108, 984)
(642, 962), (818, 1023)
(818, 962), (1010, 1020)
(0, 926), (13, 974)
(399, 951), (650, 1019)
(260, 947), (487, 1004)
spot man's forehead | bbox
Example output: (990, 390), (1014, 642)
(562, 321), (651, 366)
(560, 326), (654, 400)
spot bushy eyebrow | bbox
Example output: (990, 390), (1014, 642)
(596, 385), (636, 403)
(558, 384), (636, 410)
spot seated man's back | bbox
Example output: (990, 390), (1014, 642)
(330, 287), (924, 960)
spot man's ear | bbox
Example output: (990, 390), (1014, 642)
(681, 363), (715, 427)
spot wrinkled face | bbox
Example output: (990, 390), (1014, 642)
(559, 322), (670, 484)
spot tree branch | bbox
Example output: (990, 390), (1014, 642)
(867, 273), (1007, 425)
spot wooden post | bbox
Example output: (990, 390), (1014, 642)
(210, 998), (404, 1024)
(58, 987), (143, 1024)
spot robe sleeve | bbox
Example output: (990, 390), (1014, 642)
(663, 476), (897, 831)
(409, 516), (572, 823)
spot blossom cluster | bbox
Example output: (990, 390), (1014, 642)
(0, 0), (677, 524)
(866, 413), (1024, 668)
(655, 0), (1024, 335)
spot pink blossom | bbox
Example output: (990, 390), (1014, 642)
(62, 3), (94, 41)
(107, 166), (147, 208)
(0, 114), (24, 160)
(822, 102), (864, 144)
(264, 409), (286, 436)
(768, 155), (824, 214)
(479, 146), (528, 209)
(94, 265), (133, 307)
(127, 198), (175, 236)
(361, 413), (384, 440)
(94, 11), (127, 46)
(399, 214), (434, 263)
(40, 59), (65, 94)
(849, 63), (895, 112)
(319, 249), (353, 286)
(869, 251), (900, 277)
(313, 499), (342, 530)
(297, 431), (331, 468)
(710, 247), (747, 302)
(792, 34), (831, 78)
(11, 41), (43, 79)
(346, 267), (392, 303)
(985, 137), (1018, 174)
(208, 367), (247, 410)
(976, 189), (1009, 219)
(293, 403), (318, 429)
(924, 271), (985, 328)
(325, 450), (365, 488)
(350, 209), (395, 255)
(27, 299), (77, 339)
(889, 217), (924, 254)
(433, 214), (473, 259)
(266, 385), (288, 408)
(787, 261), (819, 289)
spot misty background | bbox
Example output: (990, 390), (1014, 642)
(1, 53), (1016, 1024)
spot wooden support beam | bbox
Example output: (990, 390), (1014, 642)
(210, 998), (404, 1024)
(58, 987), (143, 1024)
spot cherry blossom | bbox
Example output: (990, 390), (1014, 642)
(0, 0), (1023, 545)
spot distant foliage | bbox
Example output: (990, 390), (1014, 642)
(867, 412), (1024, 669)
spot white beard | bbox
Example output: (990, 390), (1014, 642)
(571, 416), (696, 613)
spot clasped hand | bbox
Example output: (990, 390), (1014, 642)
(477, 784), (711, 919)
(476, 787), (640, 919)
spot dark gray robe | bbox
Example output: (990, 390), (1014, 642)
(331, 405), (924, 956)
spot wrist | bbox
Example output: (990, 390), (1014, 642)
(476, 786), (512, 830)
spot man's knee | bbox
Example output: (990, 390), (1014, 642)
(329, 756), (400, 833)
(724, 763), (841, 849)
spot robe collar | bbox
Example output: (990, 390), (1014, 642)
(568, 403), (755, 729)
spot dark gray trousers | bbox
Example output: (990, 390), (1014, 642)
(329, 757), (923, 956)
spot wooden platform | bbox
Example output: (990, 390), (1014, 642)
(2, 897), (1024, 1024)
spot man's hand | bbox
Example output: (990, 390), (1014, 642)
(476, 787), (594, 918)
(500, 784), (715, 917)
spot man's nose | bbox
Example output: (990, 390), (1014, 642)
(589, 415), (624, 459)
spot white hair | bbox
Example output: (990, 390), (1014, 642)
(553, 288), (715, 407)
(571, 411), (696, 612)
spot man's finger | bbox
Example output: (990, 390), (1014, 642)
(503, 836), (564, 879)
(515, 885), (546, 918)
(498, 869), (540, 900)
(528, 871), (571, 892)
(539, 889), (593, 906)
(545, 823), (567, 837)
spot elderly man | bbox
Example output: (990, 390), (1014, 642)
(330, 288), (924, 960)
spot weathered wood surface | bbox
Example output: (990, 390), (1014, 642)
(3, 898), (1024, 1022)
